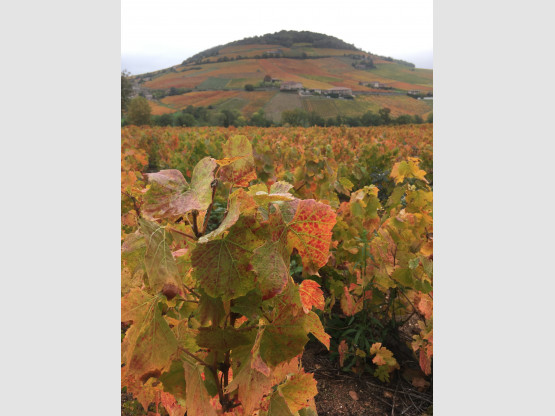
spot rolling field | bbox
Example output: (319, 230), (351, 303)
(148, 101), (178, 115)
(137, 44), (432, 121)
(216, 90), (278, 116)
(197, 77), (231, 89)
(356, 94), (432, 117)
(161, 90), (238, 108)
(371, 63), (433, 86)
(263, 92), (303, 122)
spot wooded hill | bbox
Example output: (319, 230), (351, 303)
(130, 31), (433, 123)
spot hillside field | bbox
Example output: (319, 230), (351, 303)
(134, 40), (432, 123)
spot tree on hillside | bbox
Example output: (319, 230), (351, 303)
(264, 74), (272, 83)
(244, 84), (255, 91)
(378, 108), (391, 124)
(127, 96), (151, 126)
(121, 70), (133, 115)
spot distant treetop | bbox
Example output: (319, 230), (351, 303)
(229, 30), (360, 50)
(182, 30), (361, 65)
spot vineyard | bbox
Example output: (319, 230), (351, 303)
(121, 125), (433, 416)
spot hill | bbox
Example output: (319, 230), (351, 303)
(130, 30), (433, 123)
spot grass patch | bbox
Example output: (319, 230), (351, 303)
(300, 74), (343, 83)
(369, 64), (433, 86)
(198, 77), (231, 89)
(263, 92), (302, 122)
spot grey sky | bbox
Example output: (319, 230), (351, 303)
(121, 0), (433, 75)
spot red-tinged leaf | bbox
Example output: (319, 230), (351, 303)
(299, 279), (325, 313)
(192, 217), (262, 300)
(251, 325), (271, 376)
(419, 349), (432, 375)
(415, 292), (433, 320)
(253, 208), (290, 300)
(219, 135), (257, 187)
(160, 392), (185, 416)
(340, 286), (359, 316)
(139, 219), (181, 293)
(302, 311), (330, 350)
(277, 372), (318, 413)
(198, 188), (256, 243)
(270, 356), (301, 385)
(122, 371), (163, 412)
(143, 158), (217, 219)
(286, 199), (336, 276)
(338, 340), (348, 367)
(370, 343), (400, 382)
(183, 359), (218, 416)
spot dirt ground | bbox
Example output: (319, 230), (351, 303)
(301, 340), (432, 416)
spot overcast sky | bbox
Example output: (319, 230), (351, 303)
(121, 0), (433, 75)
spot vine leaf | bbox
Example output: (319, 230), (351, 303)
(159, 360), (187, 401)
(390, 157), (429, 184)
(298, 280), (325, 313)
(196, 327), (254, 351)
(260, 314), (308, 367)
(370, 342), (400, 382)
(286, 199), (337, 276)
(139, 219), (181, 293)
(248, 182), (295, 209)
(267, 393), (295, 416)
(198, 188), (256, 243)
(225, 327), (272, 415)
(219, 135), (257, 187)
(160, 392), (186, 416)
(183, 358), (218, 416)
(415, 292), (433, 320)
(122, 373), (163, 412)
(277, 372), (318, 413)
(143, 157), (217, 219)
(253, 207), (290, 300)
(192, 217), (262, 300)
(302, 311), (330, 350)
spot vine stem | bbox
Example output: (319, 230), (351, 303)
(178, 347), (211, 369)
(121, 191), (141, 216)
(166, 226), (197, 242)
(191, 210), (201, 238)
(201, 180), (219, 235)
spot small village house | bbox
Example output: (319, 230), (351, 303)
(280, 81), (303, 91)
(325, 87), (353, 97)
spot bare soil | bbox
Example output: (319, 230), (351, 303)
(301, 340), (432, 416)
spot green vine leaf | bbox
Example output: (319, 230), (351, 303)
(139, 219), (181, 293)
(192, 216), (262, 300)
